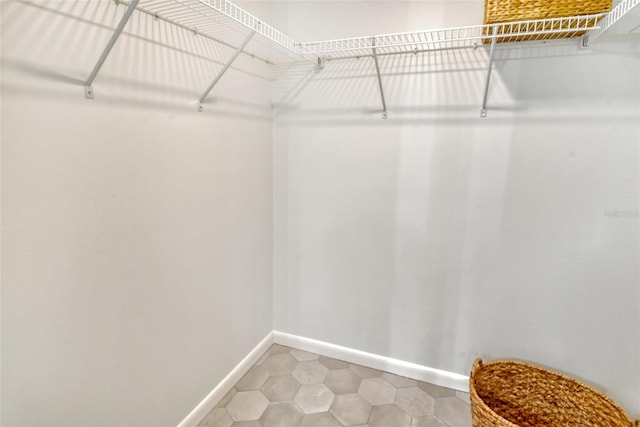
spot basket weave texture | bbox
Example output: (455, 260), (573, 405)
(483, 0), (612, 42)
(484, 0), (613, 24)
(469, 358), (639, 427)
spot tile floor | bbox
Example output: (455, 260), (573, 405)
(199, 344), (472, 427)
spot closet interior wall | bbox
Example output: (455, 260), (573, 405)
(1, 1), (274, 426)
(1, 0), (639, 426)
(271, 0), (640, 419)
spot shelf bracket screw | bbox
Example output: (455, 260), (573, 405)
(84, 86), (94, 99)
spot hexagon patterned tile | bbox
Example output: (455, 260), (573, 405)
(324, 369), (362, 395)
(358, 377), (396, 406)
(198, 344), (472, 427)
(292, 361), (329, 385)
(299, 412), (342, 427)
(395, 387), (435, 417)
(330, 393), (372, 426)
(230, 422), (262, 427)
(260, 402), (304, 427)
(262, 353), (298, 376)
(226, 391), (269, 422)
(349, 364), (383, 379)
(294, 383), (335, 413)
(368, 404), (411, 427)
(261, 375), (301, 402)
(236, 366), (270, 391)
(198, 408), (233, 427)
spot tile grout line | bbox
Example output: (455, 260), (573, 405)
(194, 334), (472, 427)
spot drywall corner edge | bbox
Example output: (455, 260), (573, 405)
(273, 331), (470, 392)
(176, 331), (275, 427)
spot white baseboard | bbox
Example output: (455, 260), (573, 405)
(273, 331), (469, 393)
(178, 330), (470, 427)
(177, 331), (275, 427)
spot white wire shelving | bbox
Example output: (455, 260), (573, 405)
(584, 0), (640, 43)
(130, 0), (300, 61)
(83, 0), (640, 116)
(112, 0), (310, 70)
(84, 0), (307, 107)
(299, 14), (607, 60)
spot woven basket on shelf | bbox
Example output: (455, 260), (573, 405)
(483, 0), (613, 42)
(469, 358), (639, 427)
(484, 0), (613, 24)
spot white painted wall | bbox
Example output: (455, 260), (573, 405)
(2, 0), (639, 424)
(1, 1), (273, 426)
(272, 1), (640, 418)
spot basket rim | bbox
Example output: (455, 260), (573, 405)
(483, 11), (610, 25)
(469, 359), (519, 427)
(469, 358), (638, 426)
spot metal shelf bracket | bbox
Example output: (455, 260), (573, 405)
(198, 30), (256, 111)
(371, 37), (388, 120)
(480, 26), (498, 118)
(84, 0), (140, 99)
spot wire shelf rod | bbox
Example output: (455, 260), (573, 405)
(371, 38), (388, 119)
(481, 25), (498, 118)
(84, 0), (141, 98)
(198, 30), (256, 108)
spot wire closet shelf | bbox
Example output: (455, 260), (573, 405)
(117, 0), (638, 62)
(299, 14), (608, 60)
(86, 0), (639, 116)
(119, 0), (304, 64)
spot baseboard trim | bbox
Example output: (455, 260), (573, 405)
(178, 330), (470, 426)
(273, 331), (469, 392)
(177, 331), (275, 427)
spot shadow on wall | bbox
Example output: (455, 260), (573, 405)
(4, 1), (638, 121)
(1, 0), (273, 119)
(271, 36), (640, 123)
(272, 50), (639, 413)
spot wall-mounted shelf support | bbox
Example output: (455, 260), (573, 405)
(121, 0), (274, 65)
(198, 30), (256, 111)
(583, 0), (640, 45)
(371, 38), (388, 120)
(84, 0), (140, 99)
(78, 0), (634, 117)
(480, 26), (498, 118)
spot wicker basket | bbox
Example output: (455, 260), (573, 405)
(483, 0), (612, 42)
(484, 0), (613, 24)
(469, 358), (639, 427)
